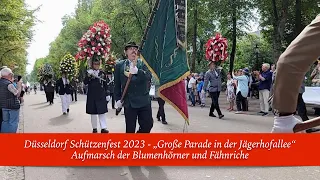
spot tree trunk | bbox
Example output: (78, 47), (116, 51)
(294, 0), (302, 38)
(229, 2), (237, 74)
(191, 1), (198, 73)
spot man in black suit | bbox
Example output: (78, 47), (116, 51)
(55, 73), (72, 115)
(114, 42), (153, 133)
(84, 57), (110, 133)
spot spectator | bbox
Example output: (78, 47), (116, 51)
(255, 63), (273, 116)
(0, 68), (22, 133)
(232, 69), (250, 113)
(188, 74), (196, 106)
(226, 73), (235, 111)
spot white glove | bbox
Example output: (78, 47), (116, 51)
(87, 69), (94, 76)
(129, 65), (138, 74)
(201, 89), (205, 94)
(116, 100), (122, 109)
(271, 115), (303, 133)
(106, 96), (111, 102)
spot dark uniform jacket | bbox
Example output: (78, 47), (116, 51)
(107, 76), (114, 94)
(46, 81), (55, 93)
(55, 78), (72, 95)
(114, 59), (152, 109)
(84, 70), (110, 114)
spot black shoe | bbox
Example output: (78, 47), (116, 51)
(67, 109), (69, 113)
(63, 112), (67, 115)
(101, 129), (109, 133)
(112, 107), (116, 109)
(93, 129), (98, 133)
(209, 114), (216, 117)
(258, 111), (264, 114)
(262, 112), (268, 116)
(162, 120), (168, 125)
(219, 115), (224, 119)
(306, 128), (320, 133)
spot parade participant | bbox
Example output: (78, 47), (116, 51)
(0, 68), (22, 133)
(201, 61), (224, 119)
(70, 77), (78, 102)
(55, 73), (72, 115)
(271, 15), (320, 133)
(84, 56), (110, 133)
(114, 42), (153, 133)
(46, 79), (55, 105)
(106, 72), (115, 109)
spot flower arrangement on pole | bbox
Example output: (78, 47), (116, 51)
(59, 53), (77, 81)
(75, 20), (112, 68)
(37, 63), (54, 83)
(205, 33), (228, 67)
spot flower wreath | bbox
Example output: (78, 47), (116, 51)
(76, 20), (112, 68)
(59, 53), (77, 80)
(205, 33), (228, 66)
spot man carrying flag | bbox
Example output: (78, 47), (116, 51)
(139, 0), (190, 126)
(114, 42), (153, 133)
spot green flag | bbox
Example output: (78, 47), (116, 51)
(140, 0), (190, 124)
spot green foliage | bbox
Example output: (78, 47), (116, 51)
(0, 0), (37, 75)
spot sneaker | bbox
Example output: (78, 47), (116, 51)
(92, 129), (98, 133)
(162, 120), (168, 125)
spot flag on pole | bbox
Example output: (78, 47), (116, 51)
(139, 0), (190, 124)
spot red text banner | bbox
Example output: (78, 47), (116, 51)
(0, 133), (317, 166)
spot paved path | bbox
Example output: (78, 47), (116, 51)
(4, 92), (320, 180)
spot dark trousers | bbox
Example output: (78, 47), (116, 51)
(209, 91), (222, 116)
(71, 91), (77, 101)
(0, 109), (2, 132)
(45, 91), (49, 102)
(236, 92), (247, 111)
(297, 93), (308, 121)
(47, 92), (54, 103)
(110, 93), (115, 108)
(124, 104), (153, 133)
(157, 98), (166, 121)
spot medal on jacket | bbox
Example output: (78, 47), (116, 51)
(124, 60), (130, 77)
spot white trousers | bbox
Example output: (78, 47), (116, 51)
(259, 89), (270, 113)
(60, 94), (71, 113)
(91, 114), (107, 129)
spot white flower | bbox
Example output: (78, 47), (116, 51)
(102, 43), (105, 46)
(84, 49), (87, 52)
(98, 43), (101, 46)
(87, 38), (90, 41)
(104, 35), (106, 38)
(98, 32), (100, 35)
(100, 38), (103, 42)
(101, 48), (104, 51)
(92, 47), (96, 50)
(102, 55), (105, 58)
(97, 52), (101, 55)
(91, 51), (94, 54)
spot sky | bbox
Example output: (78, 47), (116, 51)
(25, 0), (78, 73)
(25, 0), (259, 74)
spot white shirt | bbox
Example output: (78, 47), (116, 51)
(188, 77), (196, 89)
